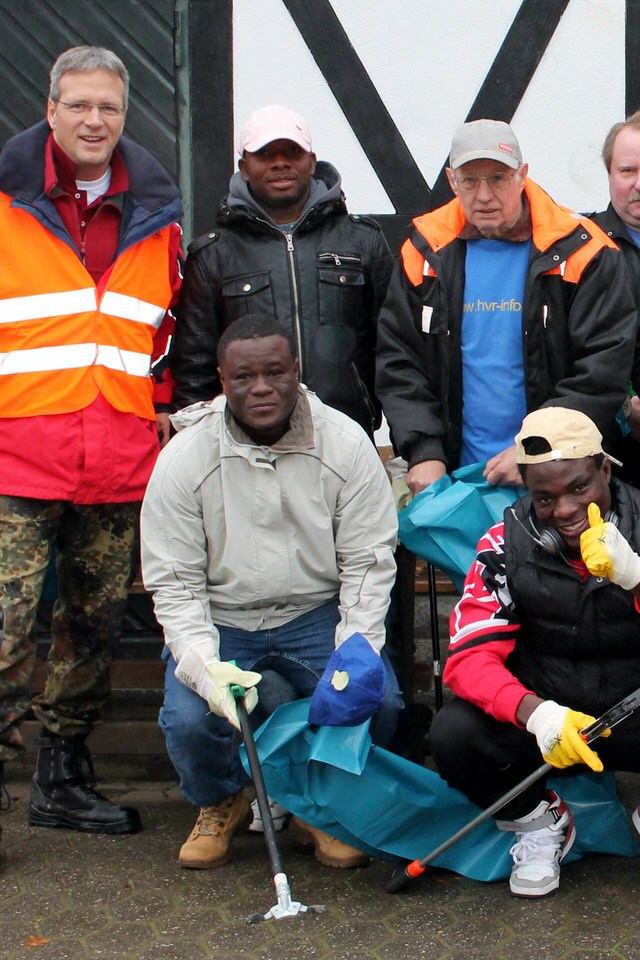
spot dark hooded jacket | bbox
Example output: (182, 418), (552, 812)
(171, 162), (394, 436)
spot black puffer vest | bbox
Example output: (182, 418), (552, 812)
(503, 478), (640, 717)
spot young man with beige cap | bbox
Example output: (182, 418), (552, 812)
(429, 406), (640, 898)
(376, 118), (637, 494)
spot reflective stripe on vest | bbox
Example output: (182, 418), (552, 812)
(0, 343), (151, 377)
(99, 291), (165, 328)
(0, 288), (165, 329)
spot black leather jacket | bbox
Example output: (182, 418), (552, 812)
(591, 203), (640, 302)
(171, 162), (394, 435)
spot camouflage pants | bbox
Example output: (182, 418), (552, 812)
(0, 496), (140, 760)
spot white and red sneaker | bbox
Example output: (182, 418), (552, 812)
(498, 791), (575, 898)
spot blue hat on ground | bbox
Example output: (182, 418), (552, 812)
(309, 632), (387, 727)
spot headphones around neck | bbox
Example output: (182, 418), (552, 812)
(510, 507), (619, 557)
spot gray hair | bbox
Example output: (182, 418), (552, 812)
(49, 46), (129, 108)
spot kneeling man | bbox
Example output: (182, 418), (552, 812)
(430, 407), (640, 897)
(141, 314), (401, 869)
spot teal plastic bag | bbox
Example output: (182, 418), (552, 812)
(398, 461), (524, 590)
(242, 699), (638, 882)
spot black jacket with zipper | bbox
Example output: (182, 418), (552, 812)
(171, 162), (394, 436)
(376, 179), (638, 468)
(588, 203), (640, 483)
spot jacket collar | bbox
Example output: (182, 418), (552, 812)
(224, 385), (316, 451)
(0, 120), (182, 216)
(411, 178), (588, 255)
(591, 203), (635, 245)
(220, 160), (345, 229)
(45, 134), (129, 198)
(169, 386), (317, 453)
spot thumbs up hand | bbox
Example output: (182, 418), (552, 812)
(580, 502), (640, 590)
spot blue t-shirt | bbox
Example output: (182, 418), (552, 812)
(460, 238), (531, 466)
(626, 226), (640, 247)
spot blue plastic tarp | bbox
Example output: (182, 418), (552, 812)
(242, 699), (638, 882)
(398, 462), (524, 590)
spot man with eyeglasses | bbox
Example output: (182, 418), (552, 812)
(0, 45), (182, 858)
(376, 118), (637, 495)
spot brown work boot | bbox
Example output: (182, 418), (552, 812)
(291, 816), (370, 869)
(179, 792), (250, 869)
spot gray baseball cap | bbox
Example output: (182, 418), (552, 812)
(450, 119), (522, 170)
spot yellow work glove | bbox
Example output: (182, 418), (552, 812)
(580, 502), (640, 590)
(525, 700), (608, 771)
(205, 661), (262, 731)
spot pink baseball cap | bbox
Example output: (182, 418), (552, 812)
(238, 104), (312, 156)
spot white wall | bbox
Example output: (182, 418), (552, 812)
(232, 0), (627, 445)
(233, 0), (625, 215)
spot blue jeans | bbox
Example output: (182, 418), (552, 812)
(159, 600), (403, 807)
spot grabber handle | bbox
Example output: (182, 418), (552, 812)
(386, 860), (426, 893)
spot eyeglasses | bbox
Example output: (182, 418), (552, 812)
(54, 100), (125, 118)
(454, 171), (518, 194)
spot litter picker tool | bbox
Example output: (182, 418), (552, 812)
(386, 685), (640, 893)
(234, 691), (325, 922)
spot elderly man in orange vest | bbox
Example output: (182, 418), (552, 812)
(0, 45), (182, 855)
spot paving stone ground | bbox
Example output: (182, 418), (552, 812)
(2, 763), (640, 960)
(4, 592), (639, 959)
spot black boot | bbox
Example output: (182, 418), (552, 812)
(29, 732), (141, 835)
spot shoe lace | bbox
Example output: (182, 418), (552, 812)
(509, 825), (565, 866)
(64, 740), (109, 801)
(197, 799), (236, 835)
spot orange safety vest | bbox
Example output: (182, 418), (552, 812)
(0, 192), (174, 419)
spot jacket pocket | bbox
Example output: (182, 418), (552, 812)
(317, 253), (366, 326)
(221, 271), (276, 322)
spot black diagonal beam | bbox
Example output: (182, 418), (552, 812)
(283, 0), (430, 214)
(186, 0), (234, 238)
(626, 0), (640, 116)
(431, 0), (572, 206)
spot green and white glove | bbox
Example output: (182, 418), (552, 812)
(205, 661), (261, 730)
(580, 502), (640, 590)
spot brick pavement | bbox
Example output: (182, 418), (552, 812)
(3, 590), (639, 959)
(2, 762), (640, 960)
